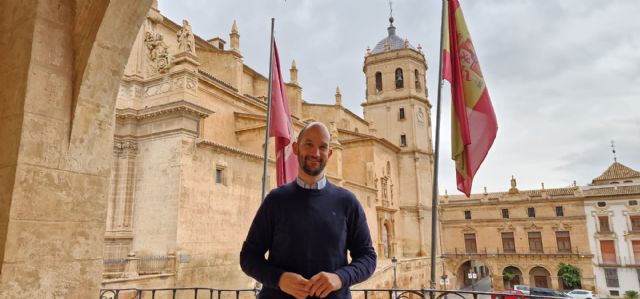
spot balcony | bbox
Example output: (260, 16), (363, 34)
(443, 246), (591, 258)
(596, 255), (640, 267)
(103, 252), (176, 280)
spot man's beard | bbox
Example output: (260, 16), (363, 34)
(299, 155), (327, 176)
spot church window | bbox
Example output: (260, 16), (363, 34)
(395, 68), (404, 89)
(375, 72), (383, 91)
(415, 69), (421, 89)
(400, 134), (407, 147)
(399, 108), (405, 120)
(215, 169), (223, 184)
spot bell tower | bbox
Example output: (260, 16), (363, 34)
(363, 16), (434, 257)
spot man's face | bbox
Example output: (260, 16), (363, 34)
(293, 125), (332, 177)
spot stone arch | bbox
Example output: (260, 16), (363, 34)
(455, 259), (493, 290)
(0, 0), (153, 297)
(502, 265), (523, 289)
(395, 68), (404, 89)
(529, 266), (552, 288)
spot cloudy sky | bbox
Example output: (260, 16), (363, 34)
(159, 0), (640, 195)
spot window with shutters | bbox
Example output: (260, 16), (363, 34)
(604, 268), (619, 287)
(527, 207), (536, 218)
(600, 240), (617, 264)
(556, 231), (571, 253)
(632, 240), (640, 265)
(502, 232), (515, 253)
(464, 233), (477, 253)
(528, 232), (543, 253)
(598, 216), (611, 233)
(630, 215), (640, 232)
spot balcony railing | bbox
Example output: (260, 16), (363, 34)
(99, 287), (565, 299)
(596, 254), (640, 266)
(103, 252), (176, 279)
(444, 246), (591, 257)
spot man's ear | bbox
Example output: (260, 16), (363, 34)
(292, 141), (299, 155)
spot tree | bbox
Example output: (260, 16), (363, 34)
(624, 290), (639, 299)
(502, 268), (516, 282)
(558, 263), (581, 289)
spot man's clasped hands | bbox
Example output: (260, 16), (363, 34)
(278, 271), (343, 299)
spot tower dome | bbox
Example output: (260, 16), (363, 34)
(371, 17), (414, 54)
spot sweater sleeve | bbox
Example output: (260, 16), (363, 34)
(239, 195), (285, 289)
(334, 195), (377, 287)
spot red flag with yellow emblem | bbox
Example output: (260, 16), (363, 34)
(442, 0), (498, 197)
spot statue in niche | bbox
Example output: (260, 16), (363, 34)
(144, 31), (170, 73)
(177, 20), (195, 53)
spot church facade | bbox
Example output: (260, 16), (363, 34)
(102, 4), (436, 290)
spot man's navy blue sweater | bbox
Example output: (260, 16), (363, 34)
(240, 181), (377, 299)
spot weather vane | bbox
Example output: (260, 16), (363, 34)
(611, 140), (617, 162)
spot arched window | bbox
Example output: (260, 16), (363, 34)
(395, 68), (404, 89)
(415, 69), (421, 89)
(375, 72), (383, 91)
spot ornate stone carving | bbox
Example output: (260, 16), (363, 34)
(144, 31), (170, 74)
(523, 222), (542, 231)
(186, 78), (197, 90)
(114, 140), (139, 156)
(177, 20), (195, 54)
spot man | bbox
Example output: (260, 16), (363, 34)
(240, 122), (377, 299)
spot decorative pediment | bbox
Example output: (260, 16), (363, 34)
(523, 222), (542, 231)
(461, 226), (477, 233)
(551, 222), (572, 231)
(497, 222), (516, 232)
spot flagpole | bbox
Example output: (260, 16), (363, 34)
(261, 18), (276, 202)
(430, 0), (447, 289)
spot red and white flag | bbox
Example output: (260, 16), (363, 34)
(269, 41), (298, 186)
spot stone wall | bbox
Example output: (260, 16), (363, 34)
(0, 0), (152, 297)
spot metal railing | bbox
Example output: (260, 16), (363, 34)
(444, 246), (591, 256)
(99, 287), (565, 299)
(103, 253), (176, 279)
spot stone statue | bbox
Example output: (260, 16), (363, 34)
(144, 32), (170, 73)
(177, 20), (195, 53)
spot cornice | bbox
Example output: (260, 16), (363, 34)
(116, 100), (213, 120)
(196, 139), (273, 163)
